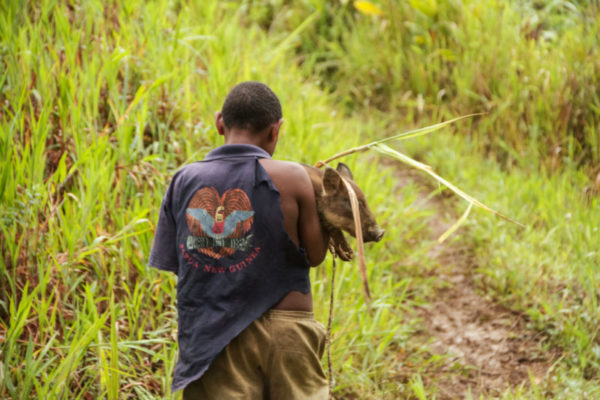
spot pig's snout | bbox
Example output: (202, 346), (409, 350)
(365, 226), (385, 242)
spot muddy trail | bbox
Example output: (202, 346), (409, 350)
(396, 168), (560, 399)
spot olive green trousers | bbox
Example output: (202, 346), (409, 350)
(183, 310), (328, 400)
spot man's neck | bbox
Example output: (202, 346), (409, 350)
(224, 129), (273, 155)
(225, 130), (261, 146)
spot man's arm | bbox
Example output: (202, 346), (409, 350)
(259, 159), (329, 266)
(295, 165), (330, 266)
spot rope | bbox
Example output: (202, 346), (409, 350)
(327, 248), (337, 399)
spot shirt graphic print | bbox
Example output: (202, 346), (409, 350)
(186, 187), (254, 258)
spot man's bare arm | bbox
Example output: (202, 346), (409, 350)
(295, 165), (329, 266)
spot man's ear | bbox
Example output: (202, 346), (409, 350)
(268, 118), (284, 143)
(215, 111), (226, 136)
(323, 167), (342, 194)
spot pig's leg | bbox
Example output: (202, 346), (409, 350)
(330, 228), (353, 261)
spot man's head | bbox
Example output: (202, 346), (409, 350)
(215, 81), (283, 155)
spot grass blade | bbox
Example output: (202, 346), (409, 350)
(45, 312), (109, 398)
(268, 10), (320, 68)
(370, 113), (484, 144)
(315, 113), (481, 167)
(438, 202), (473, 243)
(373, 143), (525, 228)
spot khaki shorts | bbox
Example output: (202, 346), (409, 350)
(183, 310), (329, 400)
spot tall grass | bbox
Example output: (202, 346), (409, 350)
(0, 1), (437, 398)
(404, 132), (600, 398)
(2, 0), (599, 398)
(242, 0), (600, 397)
(248, 0), (600, 170)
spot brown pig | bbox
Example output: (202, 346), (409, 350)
(302, 163), (384, 261)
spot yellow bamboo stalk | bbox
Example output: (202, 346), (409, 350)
(312, 113), (522, 304)
(314, 113), (483, 168)
(339, 176), (370, 302)
(314, 160), (371, 302)
(374, 144), (525, 227)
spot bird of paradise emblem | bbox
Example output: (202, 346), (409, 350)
(185, 187), (254, 259)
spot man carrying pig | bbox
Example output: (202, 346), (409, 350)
(149, 81), (331, 399)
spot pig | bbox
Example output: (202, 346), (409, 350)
(302, 163), (384, 261)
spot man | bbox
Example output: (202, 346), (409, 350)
(149, 81), (330, 399)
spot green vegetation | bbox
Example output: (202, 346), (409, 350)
(1, 0), (598, 399)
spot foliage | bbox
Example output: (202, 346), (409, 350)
(0, 0), (430, 398)
(246, 0), (600, 170)
(1, 0), (599, 399)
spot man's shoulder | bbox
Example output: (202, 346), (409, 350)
(259, 159), (313, 196)
(260, 159), (308, 180)
(260, 158), (300, 168)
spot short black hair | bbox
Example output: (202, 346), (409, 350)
(221, 81), (282, 133)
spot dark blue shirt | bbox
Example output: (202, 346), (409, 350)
(149, 144), (311, 391)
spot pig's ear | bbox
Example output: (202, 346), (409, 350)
(336, 163), (354, 180)
(323, 167), (343, 193)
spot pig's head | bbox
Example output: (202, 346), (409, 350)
(320, 163), (384, 243)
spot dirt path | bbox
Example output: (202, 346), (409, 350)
(397, 168), (559, 399)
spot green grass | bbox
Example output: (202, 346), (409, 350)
(0, 1), (434, 398)
(258, 0), (600, 169)
(396, 130), (600, 398)
(436, 135), (599, 396)
(1, 0), (599, 399)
